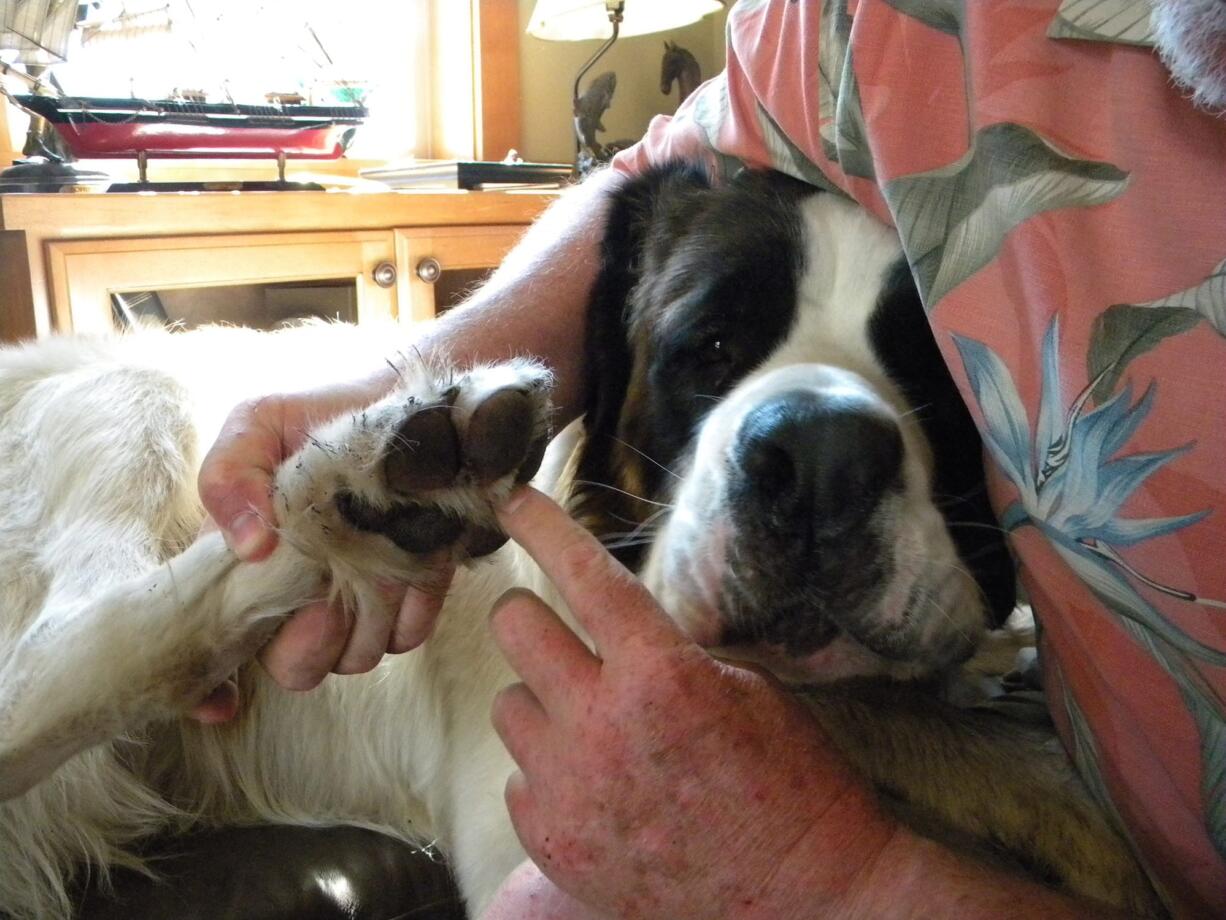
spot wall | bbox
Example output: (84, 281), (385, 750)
(516, 0), (727, 164)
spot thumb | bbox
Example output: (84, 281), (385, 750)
(198, 399), (284, 561)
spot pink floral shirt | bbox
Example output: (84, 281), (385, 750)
(615, 1), (1226, 914)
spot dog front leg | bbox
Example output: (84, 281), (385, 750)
(0, 532), (325, 800)
(803, 685), (1165, 917)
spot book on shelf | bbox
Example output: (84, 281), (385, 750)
(360, 160), (572, 190)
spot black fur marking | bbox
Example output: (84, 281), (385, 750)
(573, 165), (815, 566)
(868, 259), (1017, 627)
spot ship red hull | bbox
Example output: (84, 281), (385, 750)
(49, 121), (349, 159)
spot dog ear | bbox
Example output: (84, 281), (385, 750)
(567, 163), (711, 562)
(730, 166), (820, 203)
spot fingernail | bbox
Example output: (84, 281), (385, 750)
(228, 511), (269, 559)
(501, 487), (530, 517)
(489, 587), (533, 621)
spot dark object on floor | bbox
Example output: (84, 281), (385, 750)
(73, 825), (466, 920)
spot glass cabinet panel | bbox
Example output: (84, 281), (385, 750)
(47, 231), (397, 334)
(112, 279), (359, 330)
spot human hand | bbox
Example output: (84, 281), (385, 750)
(489, 488), (899, 920)
(192, 373), (455, 715)
(482, 859), (612, 920)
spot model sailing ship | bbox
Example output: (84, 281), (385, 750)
(14, 92), (366, 160)
(1, 0), (367, 177)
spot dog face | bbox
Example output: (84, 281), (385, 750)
(572, 167), (1015, 683)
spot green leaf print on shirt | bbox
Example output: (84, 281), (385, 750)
(1047, 0), (1157, 46)
(1088, 259), (1226, 402)
(818, 0), (875, 178)
(755, 102), (842, 194)
(884, 122), (1130, 309)
(881, 0), (964, 35)
(689, 70), (731, 154)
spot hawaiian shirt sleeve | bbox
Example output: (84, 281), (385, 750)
(617, 1), (1226, 915)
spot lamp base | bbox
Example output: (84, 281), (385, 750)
(574, 139), (634, 178)
(0, 157), (112, 193)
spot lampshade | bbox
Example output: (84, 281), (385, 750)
(526, 0), (723, 42)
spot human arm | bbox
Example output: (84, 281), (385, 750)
(192, 168), (623, 701)
(486, 487), (1121, 919)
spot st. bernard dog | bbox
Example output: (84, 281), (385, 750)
(0, 166), (1160, 918)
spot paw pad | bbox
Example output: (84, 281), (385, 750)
(385, 403), (461, 493)
(336, 372), (551, 561)
(381, 385), (548, 495)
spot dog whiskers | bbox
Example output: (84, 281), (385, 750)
(944, 521), (1011, 536)
(920, 591), (977, 650)
(612, 437), (682, 481)
(573, 479), (675, 509)
(598, 506), (671, 551)
(957, 544), (1011, 564)
(892, 548), (991, 628)
(895, 402), (932, 422)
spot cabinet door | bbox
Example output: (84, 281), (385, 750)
(46, 231), (398, 334)
(394, 224), (529, 324)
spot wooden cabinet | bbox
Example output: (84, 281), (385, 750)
(0, 189), (555, 340)
(395, 224), (528, 324)
(47, 231), (400, 334)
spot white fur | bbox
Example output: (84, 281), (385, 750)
(1151, 0), (1226, 113)
(0, 197), (985, 916)
(0, 324), (552, 918)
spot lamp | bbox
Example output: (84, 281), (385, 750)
(526, 0), (722, 168)
(526, 0), (724, 41)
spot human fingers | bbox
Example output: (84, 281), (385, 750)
(258, 598), (350, 690)
(489, 588), (598, 715)
(496, 488), (684, 656)
(333, 597), (395, 675)
(197, 396), (286, 562)
(491, 682), (550, 772)
(389, 560), (456, 653)
(503, 770), (536, 851)
(481, 858), (613, 920)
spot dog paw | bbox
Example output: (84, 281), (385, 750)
(273, 359), (553, 577)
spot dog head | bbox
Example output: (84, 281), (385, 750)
(569, 165), (1015, 683)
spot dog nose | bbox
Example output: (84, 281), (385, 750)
(731, 389), (903, 533)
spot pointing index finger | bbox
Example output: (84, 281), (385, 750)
(496, 487), (683, 656)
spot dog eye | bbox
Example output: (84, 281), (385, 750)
(696, 337), (728, 366)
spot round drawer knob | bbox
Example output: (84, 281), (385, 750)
(372, 261), (398, 288)
(416, 257), (443, 284)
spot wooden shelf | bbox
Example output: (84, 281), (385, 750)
(0, 187), (556, 340)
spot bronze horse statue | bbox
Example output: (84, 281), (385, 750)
(661, 41), (702, 105)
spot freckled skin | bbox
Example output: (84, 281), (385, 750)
(489, 490), (897, 920)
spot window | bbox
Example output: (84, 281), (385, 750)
(47, 0), (435, 159)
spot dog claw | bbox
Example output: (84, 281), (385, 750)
(385, 404), (461, 493)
